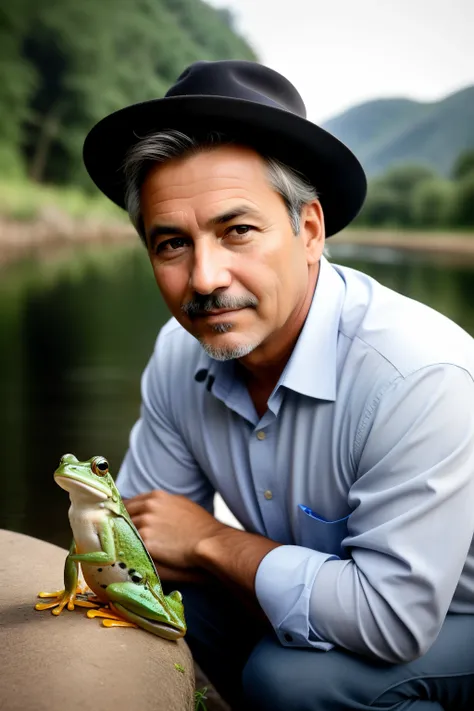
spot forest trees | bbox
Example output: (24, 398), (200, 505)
(355, 151), (474, 229)
(0, 0), (255, 187)
(2, 1), (472, 231)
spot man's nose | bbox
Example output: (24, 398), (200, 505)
(189, 241), (232, 295)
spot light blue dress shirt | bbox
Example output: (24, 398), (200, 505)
(116, 256), (474, 663)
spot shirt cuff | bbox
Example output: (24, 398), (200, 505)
(255, 545), (337, 650)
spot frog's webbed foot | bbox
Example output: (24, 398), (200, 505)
(87, 604), (138, 629)
(35, 587), (101, 615)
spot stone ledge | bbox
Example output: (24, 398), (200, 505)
(0, 529), (194, 711)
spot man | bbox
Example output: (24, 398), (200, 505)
(83, 61), (474, 710)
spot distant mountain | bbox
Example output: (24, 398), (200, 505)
(321, 86), (474, 177)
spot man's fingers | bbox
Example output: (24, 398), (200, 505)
(129, 512), (142, 526)
(124, 492), (153, 504)
(124, 490), (170, 516)
(124, 498), (146, 516)
(125, 495), (159, 516)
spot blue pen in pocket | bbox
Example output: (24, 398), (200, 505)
(297, 504), (351, 558)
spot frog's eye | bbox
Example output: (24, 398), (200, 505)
(91, 457), (109, 476)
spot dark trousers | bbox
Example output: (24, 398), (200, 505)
(169, 582), (474, 711)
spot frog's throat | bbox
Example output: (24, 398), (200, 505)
(112, 603), (185, 640)
(55, 473), (111, 500)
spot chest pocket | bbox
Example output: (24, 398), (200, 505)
(297, 504), (351, 559)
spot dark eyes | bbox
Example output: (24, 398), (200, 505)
(231, 225), (252, 235)
(154, 225), (253, 255)
(91, 457), (109, 476)
(155, 237), (188, 254)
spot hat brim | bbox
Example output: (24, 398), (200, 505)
(83, 95), (366, 237)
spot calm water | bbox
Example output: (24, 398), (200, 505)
(2, 240), (474, 548)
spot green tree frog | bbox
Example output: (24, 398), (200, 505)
(36, 454), (186, 640)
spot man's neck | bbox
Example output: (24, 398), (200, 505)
(237, 264), (320, 413)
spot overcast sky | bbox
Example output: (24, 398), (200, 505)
(207, 0), (474, 123)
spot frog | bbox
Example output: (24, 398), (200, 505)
(36, 453), (186, 640)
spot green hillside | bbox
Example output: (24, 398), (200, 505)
(0, 0), (256, 188)
(322, 86), (474, 177)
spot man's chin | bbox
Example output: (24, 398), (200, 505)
(198, 339), (258, 362)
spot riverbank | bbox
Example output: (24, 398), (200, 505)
(2, 211), (474, 267)
(0, 212), (136, 265)
(331, 228), (474, 255)
(0, 179), (136, 264)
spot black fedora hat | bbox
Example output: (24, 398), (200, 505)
(83, 60), (366, 237)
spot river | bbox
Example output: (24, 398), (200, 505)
(2, 240), (474, 547)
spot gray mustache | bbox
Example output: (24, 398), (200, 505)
(182, 293), (258, 318)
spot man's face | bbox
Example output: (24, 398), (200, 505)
(140, 144), (324, 361)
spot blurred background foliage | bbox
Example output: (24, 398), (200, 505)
(0, 1), (473, 231)
(354, 151), (474, 230)
(0, 0), (255, 188)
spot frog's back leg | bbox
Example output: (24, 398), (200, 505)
(112, 602), (185, 640)
(162, 589), (185, 626)
(106, 582), (186, 639)
(111, 516), (163, 589)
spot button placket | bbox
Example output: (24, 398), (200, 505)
(248, 425), (281, 538)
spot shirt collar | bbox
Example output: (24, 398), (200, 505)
(193, 256), (345, 404)
(276, 256), (345, 402)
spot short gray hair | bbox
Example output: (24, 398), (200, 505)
(122, 130), (319, 243)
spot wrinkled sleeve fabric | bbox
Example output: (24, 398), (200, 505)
(115, 333), (215, 513)
(256, 364), (474, 662)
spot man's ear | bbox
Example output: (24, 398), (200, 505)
(300, 200), (325, 265)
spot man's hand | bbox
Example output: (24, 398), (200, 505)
(125, 490), (282, 599)
(124, 490), (226, 569)
(124, 491), (280, 598)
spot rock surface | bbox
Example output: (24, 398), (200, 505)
(0, 529), (194, 711)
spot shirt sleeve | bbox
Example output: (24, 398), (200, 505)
(115, 334), (215, 513)
(255, 364), (474, 662)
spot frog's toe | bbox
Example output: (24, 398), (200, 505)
(87, 606), (138, 629)
(34, 595), (70, 614)
(102, 619), (138, 629)
(74, 598), (101, 609)
(52, 594), (75, 615)
(35, 599), (62, 611)
(87, 606), (123, 621)
(35, 587), (80, 614)
(35, 589), (68, 612)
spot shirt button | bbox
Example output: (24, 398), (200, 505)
(256, 430), (266, 440)
(194, 369), (208, 382)
(264, 490), (273, 500)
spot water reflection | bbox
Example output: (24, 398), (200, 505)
(0, 244), (164, 545)
(2, 241), (474, 547)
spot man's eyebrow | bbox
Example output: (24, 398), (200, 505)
(208, 206), (261, 226)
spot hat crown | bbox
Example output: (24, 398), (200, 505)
(83, 60), (367, 237)
(165, 60), (307, 119)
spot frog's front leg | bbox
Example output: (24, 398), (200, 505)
(36, 540), (100, 615)
(68, 517), (117, 567)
